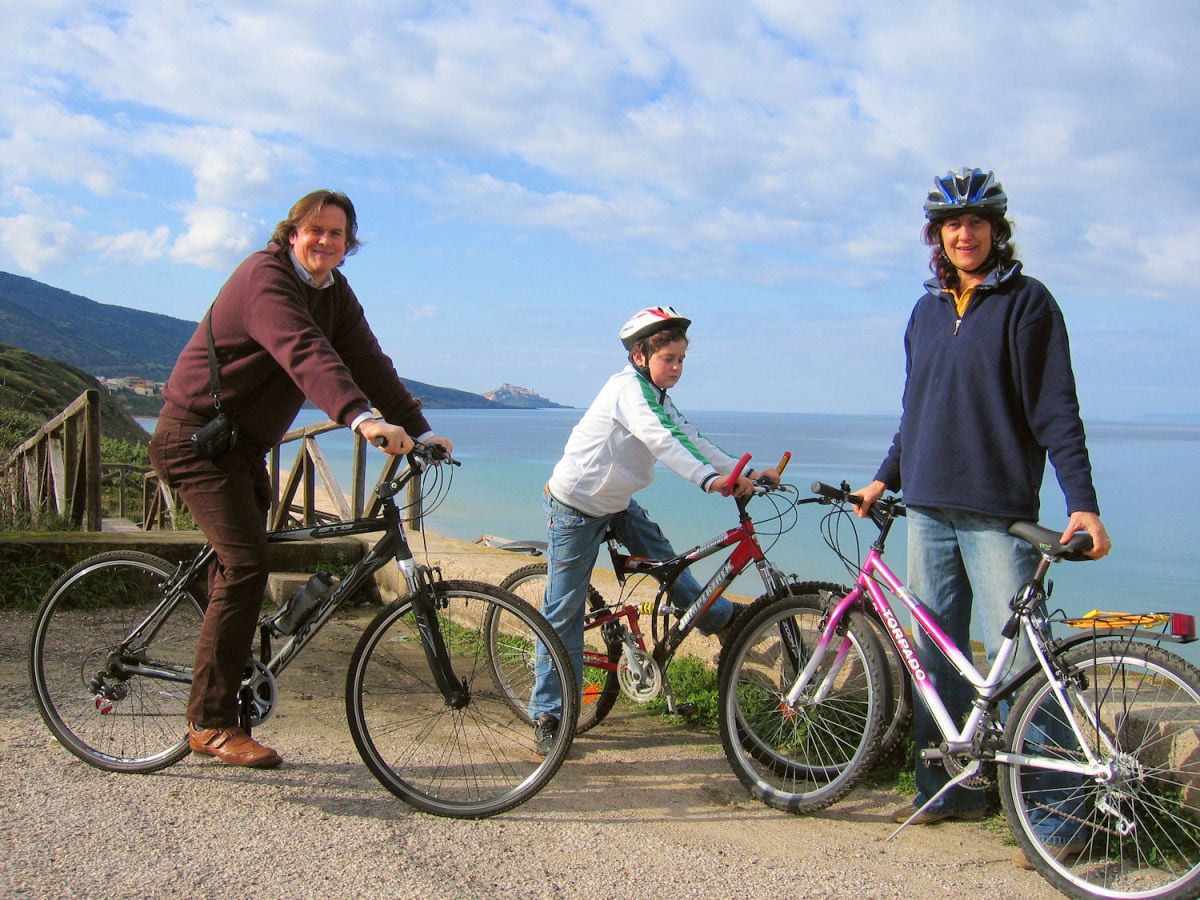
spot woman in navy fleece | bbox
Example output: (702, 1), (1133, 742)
(854, 168), (1111, 861)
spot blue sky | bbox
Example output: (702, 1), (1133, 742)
(1, 1), (1197, 420)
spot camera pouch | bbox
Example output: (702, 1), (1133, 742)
(190, 412), (239, 459)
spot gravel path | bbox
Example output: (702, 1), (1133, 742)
(0, 600), (1065, 900)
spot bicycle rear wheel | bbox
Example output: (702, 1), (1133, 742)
(718, 591), (887, 814)
(345, 579), (578, 818)
(497, 563), (621, 733)
(29, 551), (203, 773)
(1000, 639), (1200, 899)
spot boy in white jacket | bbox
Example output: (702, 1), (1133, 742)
(531, 306), (781, 752)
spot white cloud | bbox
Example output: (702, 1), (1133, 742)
(141, 125), (309, 208)
(0, 213), (82, 273)
(169, 206), (257, 270)
(96, 226), (170, 266)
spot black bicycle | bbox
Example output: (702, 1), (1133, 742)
(28, 442), (578, 818)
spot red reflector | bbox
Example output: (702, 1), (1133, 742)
(1171, 614), (1196, 639)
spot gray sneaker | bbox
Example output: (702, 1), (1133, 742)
(533, 712), (559, 757)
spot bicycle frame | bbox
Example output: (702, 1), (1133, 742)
(113, 449), (464, 709)
(785, 488), (1188, 804)
(574, 454), (794, 714)
(610, 491), (789, 661)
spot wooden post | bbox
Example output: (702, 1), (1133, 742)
(83, 389), (102, 530)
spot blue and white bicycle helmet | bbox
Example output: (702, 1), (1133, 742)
(618, 306), (691, 350)
(923, 167), (1008, 220)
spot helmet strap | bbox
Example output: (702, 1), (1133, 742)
(629, 348), (668, 401)
(959, 250), (997, 275)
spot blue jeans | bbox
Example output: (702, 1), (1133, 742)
(530, 493), (734, 720)
(906, 507), (1084, 843)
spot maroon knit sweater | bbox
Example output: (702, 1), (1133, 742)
(159, 245), (430, 446)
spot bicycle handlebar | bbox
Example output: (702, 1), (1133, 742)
(371, 434), (459, 467)
(811, 480), (863, 506)
(809, 480), (907, 517)
(413, 441), (458, 466)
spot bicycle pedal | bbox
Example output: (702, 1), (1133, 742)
(672, 701), (699, 716)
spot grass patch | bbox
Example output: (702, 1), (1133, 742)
(649, 654), (720, 729)
(10, 562), (68, 611)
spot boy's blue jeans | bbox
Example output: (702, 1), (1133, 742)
(906, 506), (1084, 843)
(530, 493), (734, 721)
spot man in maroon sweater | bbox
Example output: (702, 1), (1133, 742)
(150, 190), (452, 768)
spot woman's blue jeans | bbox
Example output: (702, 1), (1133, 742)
(906, 506), (1084, 843)
(530, 493), (734, 721)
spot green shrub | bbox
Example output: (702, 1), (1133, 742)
(650, 654), (720, 730)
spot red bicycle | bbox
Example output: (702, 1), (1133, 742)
(486, 453), (841, 732)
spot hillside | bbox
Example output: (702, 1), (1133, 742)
(0, 272), (195, 381)
(0, 345), (149, 447)
(0, 271), (564, 410)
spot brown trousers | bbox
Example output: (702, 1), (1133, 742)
(149, 416), (272, 727)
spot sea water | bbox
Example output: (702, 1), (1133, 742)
(149, 407), (1200, 661)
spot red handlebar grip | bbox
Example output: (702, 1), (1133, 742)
(720, 453), (753, 496)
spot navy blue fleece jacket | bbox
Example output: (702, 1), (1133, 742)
(874, 262), (1099, 522)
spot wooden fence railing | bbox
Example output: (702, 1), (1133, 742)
(142, 412), (419, 531)
(2, 390), (102, 530)
(2, 391), (417, 532)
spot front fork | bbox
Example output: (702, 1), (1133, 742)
(404, 560), (470, 709)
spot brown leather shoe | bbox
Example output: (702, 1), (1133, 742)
(189, 724), (282, 768)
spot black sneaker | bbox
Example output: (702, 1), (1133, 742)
(533, 712), (559, 757)
(715, 603), (749, 646)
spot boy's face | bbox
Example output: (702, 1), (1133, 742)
(635, 338), (688, 390)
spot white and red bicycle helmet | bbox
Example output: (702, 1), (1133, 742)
(618, 306), (691, 350)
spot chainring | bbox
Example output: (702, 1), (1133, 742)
(238, 659), (279, 728)
(617, 648), (662, 702)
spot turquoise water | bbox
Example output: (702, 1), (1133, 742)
(287, 407), (1199, 603)
(151, 407), (1200, 657)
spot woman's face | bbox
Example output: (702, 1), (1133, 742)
(939, 213), (994, 275)
(289, 204), (348, 283)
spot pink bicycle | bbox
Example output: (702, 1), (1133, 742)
(719, 480), (1200, 899)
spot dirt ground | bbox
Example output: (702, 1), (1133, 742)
(0, 533), (1062, 898)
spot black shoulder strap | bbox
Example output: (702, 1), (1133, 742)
(205, 307), (223, 411)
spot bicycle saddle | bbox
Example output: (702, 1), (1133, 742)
(1007, 521), (1093, 561)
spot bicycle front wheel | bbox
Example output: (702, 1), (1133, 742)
(29, 551), (203, 773)
(496, 563), (620, 733)
(346, 579), (578, 818)
(733, 582), (913, 769)
(1000, 639), (1200, 899)
(718, 591), (887, 814)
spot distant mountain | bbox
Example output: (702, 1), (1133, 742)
(483, 383), (570, 409)
(0, 271), (566, 410)
(0, 272), (195, 381)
